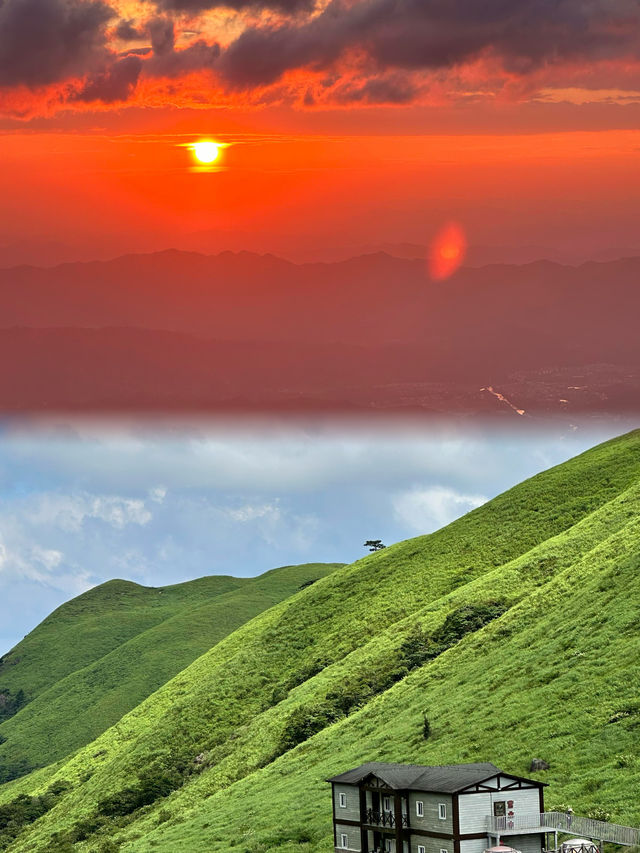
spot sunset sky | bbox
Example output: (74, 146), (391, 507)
(1, 0), (640, 648)
(1, 0), (640, 260)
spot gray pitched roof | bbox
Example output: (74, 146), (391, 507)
(327, 762), (504, 793)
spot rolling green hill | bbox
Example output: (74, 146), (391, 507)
(1, 430), (640, 853)
(0, 563), (341, 781)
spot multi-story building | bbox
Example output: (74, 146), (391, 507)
(328, 761), (547, 853)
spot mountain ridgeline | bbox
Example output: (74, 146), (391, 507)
(1, 431), (640, 852)
(0, 563), (342, 783)
(1, 251), (640, 414)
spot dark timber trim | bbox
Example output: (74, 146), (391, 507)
(458, 773), (547, 795)
(394, 793), (404, 852)
(453, 793), (461, 853)
(331, 783), (337, 848)
(360, 787), (369, 853)
(409, 830), (489, 841)
(460, 833), (493, 840)
(409, 830), (456, 840)
(333, 818), (361, 828)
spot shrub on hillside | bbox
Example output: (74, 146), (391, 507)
(400, 602), (508, 670)
(0, 688), (26, 723)
(0, 782), (71, 850)
(279, 703), (341, 751)
(422, 714), (432, 740)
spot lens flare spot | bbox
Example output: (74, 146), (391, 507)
(192, 141), (220, 164)
(428, 222), (467, 281)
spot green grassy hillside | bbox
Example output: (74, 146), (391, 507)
(0, 575), (244, 704)
(1, 430), (640, 853)
(0, 564), (340, 780)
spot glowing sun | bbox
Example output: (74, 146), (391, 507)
(193, 141), (220, 164)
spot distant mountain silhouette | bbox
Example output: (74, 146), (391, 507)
(0, 250), (639, 414)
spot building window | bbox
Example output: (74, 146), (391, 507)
(438, 803), (447, 820)
(339, 792), (347, 808)
(416, 800), (424, 817)
(383, 796), (391, 812)
(418, 846), (426, 853)
(441, 848), (449, 853)
(340, 832), (348, 849)
(494, 801), (506, 817)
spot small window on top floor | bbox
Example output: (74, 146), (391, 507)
(383, 796), (391, 812)
(339, 792), (347, 808)
(418, 846), (426, 853)
(438, 803), (447, 820)
(416, 800), (424, 817)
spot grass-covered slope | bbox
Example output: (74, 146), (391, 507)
(0, 575), (244, 704)
(0, 564), (340, 780)
(130, 489), (640, 853)
(2, 430), (640, 853)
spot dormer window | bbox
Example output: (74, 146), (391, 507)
(439, 803), (447, 820)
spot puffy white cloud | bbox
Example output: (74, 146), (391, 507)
(149, 486), (168, 504)
(393, 485), (487, 533)
(27, 492), (152, 532)
(226, 502), (281, 523)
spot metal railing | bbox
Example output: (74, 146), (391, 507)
(365, 808), (409, 828)
(487, 812), (640, 847)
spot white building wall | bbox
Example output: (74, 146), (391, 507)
(509, 835), (544, 853)
(458, 778), (542, 835)
(459, 793), (492, 833)
(491, 788), (540, 817)
(460, 838), (488, 853)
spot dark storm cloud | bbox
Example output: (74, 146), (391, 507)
(216, 0), (640, 88)
(332, 74), (420, 105)
(73, 54), (142, 101)
(148, 16), (175, 55)
(155, 0), (314, 15)
(143, 17), (220, 76)
(146, 38), (221, 76)
(0, 0), (114, 87)
(115, 18), (144, 41)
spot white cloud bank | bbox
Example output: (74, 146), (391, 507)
(393, 485), (487, 533)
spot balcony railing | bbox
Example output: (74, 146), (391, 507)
(487, 812), (640, 847)
(366, 808), (409, 828)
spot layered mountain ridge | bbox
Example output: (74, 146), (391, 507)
(0, 251), (639, 414)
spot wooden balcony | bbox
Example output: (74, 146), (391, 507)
(365, 808), (409, 828)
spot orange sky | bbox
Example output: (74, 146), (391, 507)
(1, 0), (639, 261)
(1, 123), (638, 260)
